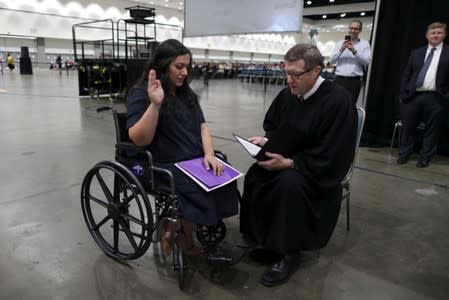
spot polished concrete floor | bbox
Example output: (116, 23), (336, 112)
(0, 69), (448, 300)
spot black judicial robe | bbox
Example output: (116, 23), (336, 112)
(240, 80), (357, 253)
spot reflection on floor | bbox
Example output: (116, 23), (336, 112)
(0, 70), (448, 300)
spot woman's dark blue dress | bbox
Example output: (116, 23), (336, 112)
(126, 83), (238, 225)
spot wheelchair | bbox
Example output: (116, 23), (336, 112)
(80, 106), (231, 290)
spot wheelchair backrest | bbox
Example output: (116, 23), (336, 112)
(110, 108), (154, 190)
(112, 110), (130, 155)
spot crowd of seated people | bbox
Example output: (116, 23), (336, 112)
(190, 61), (336, 85)
(191, 61), (286, 81)
(192, 62), (240, 79)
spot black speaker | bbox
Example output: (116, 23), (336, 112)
(21, 46), (29, 58)
(129, 7), (155, 19)
(20, 57), (33, 75)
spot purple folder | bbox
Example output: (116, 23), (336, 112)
(175, 157), (242, 190)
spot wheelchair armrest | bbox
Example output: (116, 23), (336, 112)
(115, 142), (177, 195)
(152, 166), (176, 195)
(115, 141), (146, 152)
(214, 150), (228, 162)
(115, 142), (154, 169)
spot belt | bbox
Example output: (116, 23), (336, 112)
(336, 75), (362, 80)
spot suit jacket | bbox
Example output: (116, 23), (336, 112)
(400, 44), (449, 103)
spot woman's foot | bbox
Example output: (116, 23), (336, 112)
(161, 231), (173, 255)
(176, 234), (202, 256)
(183, 245), (202, 256)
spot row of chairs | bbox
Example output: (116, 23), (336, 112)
(237, 69), (338, 86)
(238, 69), (287, 85)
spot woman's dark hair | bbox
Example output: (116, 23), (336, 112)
(134, 39), (199, 108)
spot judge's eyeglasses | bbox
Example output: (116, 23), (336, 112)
(283, 66), (317, 80)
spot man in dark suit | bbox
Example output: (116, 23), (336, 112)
(398, 21), (449, 168)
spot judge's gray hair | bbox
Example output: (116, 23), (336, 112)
(284, 44), (324, 70)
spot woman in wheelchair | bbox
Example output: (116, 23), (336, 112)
(126, 39), (239, 256)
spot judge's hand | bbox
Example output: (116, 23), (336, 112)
(248, 136), (267, 146)
(147, 69), (164, 107)
(203, 153), (224, 176)
(257, 152), (291, 171)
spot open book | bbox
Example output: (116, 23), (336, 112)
(175, 157), (243, 192)
(233, 132), (299, 161)
(233, 133), (263, 158)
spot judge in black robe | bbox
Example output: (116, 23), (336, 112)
(239, 44), (358, 287)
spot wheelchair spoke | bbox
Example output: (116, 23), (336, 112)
(86, 194), (109, 208)
(118, 219), (145, 239)
(121, 212), (144, 227)
(119, 193), (136, 207)
(92, 214), (112, 231)
(95, 170), (114, 204)
(113, 219), (120, 252)
(119, 218), (138, 251)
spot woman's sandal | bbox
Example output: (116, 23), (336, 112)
(161, 231), (173, 255)
(161, 228), (202, 256)
(176, 234), (202, 256)
(183, 245), (202, 256)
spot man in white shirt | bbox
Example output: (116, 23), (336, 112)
(329, 20), (371, 102)
(397, 22), (449, 168)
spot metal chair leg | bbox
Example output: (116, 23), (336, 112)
(390, 121), (402, 154)
(346, 193), (350, 231)
(390, 127), (397, 153)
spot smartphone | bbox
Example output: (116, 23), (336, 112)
(344, 35), (351, 41)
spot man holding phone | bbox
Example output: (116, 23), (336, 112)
(329, 19), (371, 102)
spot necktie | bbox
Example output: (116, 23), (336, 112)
(416, 47), (436, 88)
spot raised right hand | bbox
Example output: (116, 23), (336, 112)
(147, 69), (164, 106)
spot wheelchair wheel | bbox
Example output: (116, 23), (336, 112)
(81, 160), (153, 260)
(172, 239), (185, 290)
(196, 221), (227, 248)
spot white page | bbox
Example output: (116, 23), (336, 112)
(233, 134), (261, 157)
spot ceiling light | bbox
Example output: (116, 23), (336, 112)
(322, 15), (327, 19)
(329, 0), (335, 2)
(306, 1), (312, 5)
(360, 12), (366, 16)
(340, 13), (346, 17)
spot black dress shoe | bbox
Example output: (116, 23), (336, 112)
(259, 255), (299, 287)
(416, 158), (430, 168)
(397, 154), (411, 164)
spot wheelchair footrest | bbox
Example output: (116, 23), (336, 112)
(206, 241), (247, 266)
